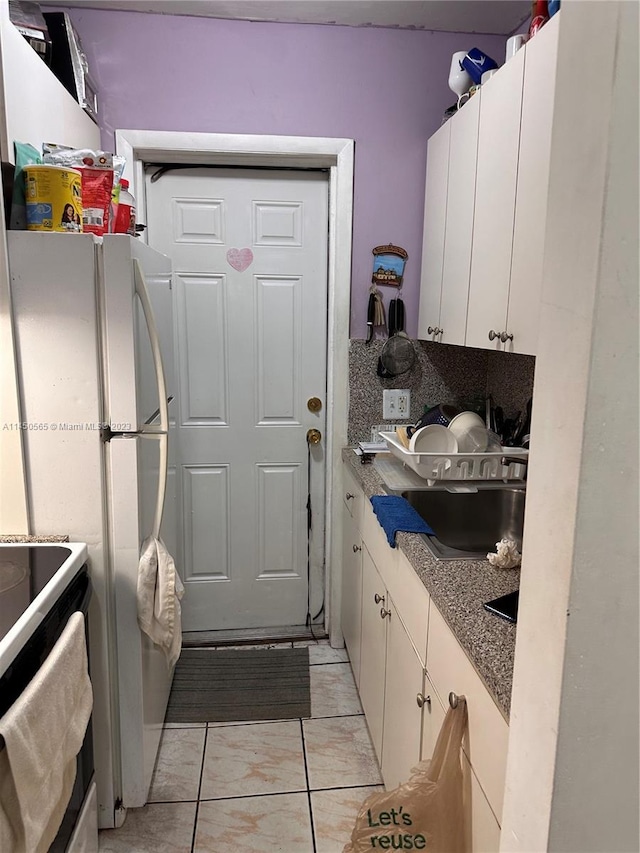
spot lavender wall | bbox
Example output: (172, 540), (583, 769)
(63, 8), (506, 337)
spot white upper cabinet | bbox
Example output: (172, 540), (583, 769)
(506, 14), (560, 355)
(418, 14), (560, 356)
(417, 120), (450, 341)
(439, 93), (480, 346)
(0, 6), (100, 162)
(418, 93), (481, 348)
(465, 47), (526, 351)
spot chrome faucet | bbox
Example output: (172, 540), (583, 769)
(501, 456), (529, 480)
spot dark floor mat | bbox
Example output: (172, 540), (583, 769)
(165, 646), (311, 723)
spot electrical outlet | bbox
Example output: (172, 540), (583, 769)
(397, 390), (411, 417)
(383, 389), (411, 419)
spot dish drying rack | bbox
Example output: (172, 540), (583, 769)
(378, 431), (528, 486)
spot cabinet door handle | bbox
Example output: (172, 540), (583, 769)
(500, 331), (514, 343)
(427, 326), (442, 337)
(380, 607), (391, 619)
(345, 492), (355, 500)
(374, 593), (385, 604)
(416, 693), (431, 709)
(352, 544), (362, 553)
(488, 329), (500, 341)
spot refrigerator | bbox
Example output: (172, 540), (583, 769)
(8, 232), (179, 829)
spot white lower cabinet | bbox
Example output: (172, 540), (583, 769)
(419, 669), (442, 764)
(467, 766), (502, 853)
(380, 599), (426, 789)
(423, 689), (501, 853)
(339, 463), (508, 851)
(340, 466), (365, 686)
(426, 603), (509, 823)
(341, 497), (363, 686)
(359, 545), (388, 760)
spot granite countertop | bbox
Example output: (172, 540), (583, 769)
(342, 448), (520, 721)
(0, 535), (70, 543)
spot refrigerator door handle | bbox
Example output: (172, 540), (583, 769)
(152, 433), (168, 540)
(133, 259), (169, 434)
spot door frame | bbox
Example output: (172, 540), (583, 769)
(116, 130), (353, 646)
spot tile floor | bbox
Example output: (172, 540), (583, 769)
(99, 640), (384, 852)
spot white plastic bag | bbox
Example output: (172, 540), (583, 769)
(344, 699), (467, 852)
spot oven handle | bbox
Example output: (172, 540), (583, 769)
(77, 569), (92, 616)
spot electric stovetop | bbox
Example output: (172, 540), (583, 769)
(0, 543), (88, 677)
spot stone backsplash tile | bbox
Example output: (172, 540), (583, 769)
(486, 349), (536, 420)
(348, 339), (488, 444)
(348, 339), (535, 444)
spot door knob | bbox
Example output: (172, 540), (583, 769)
(306, 428), (322, 445)
(500, 331), (514, 343)
(380, 607), (391, 619)
(374, 593), (385, 604)
(307, 396), (322, 413)
(352, 544), (361, 553)
(488, 330), (500, 341)
(416, 693), (431, 709)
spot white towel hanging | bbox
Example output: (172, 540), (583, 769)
(137, 537), (184, 668)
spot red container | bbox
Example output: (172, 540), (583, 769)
(113, 179), (136, 235)
(529, 0), (549, 37)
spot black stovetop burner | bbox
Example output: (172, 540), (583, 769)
(0, 546), (72, 641)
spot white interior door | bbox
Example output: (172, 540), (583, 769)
(145, 168), (329, 632)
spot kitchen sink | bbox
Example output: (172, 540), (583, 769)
(388, 486), (526, 561)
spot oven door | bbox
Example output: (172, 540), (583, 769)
(0, 565), (95, 852)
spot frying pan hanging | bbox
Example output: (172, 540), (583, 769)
(377, 296), (415, 378)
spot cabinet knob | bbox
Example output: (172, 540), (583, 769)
(352, 544), (361, 553)
(427, 326), (442, 337)
(488, 330), (500, 341)
(500, 331), (514, 343)
(374, 593), (385, 605)
(416, 693), (431, 709)
(380, 607), (391, 619)
(345, 492), (355, 500)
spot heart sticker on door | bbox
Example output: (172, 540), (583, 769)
(226, 248), (254, 272)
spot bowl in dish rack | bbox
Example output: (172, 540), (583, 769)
(448, 411), (486, 452)
(409, 424), (459, 454)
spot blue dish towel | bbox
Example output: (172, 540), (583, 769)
(370, 495), (435, 548)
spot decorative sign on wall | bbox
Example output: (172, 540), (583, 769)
(371, 244), (408, 288)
